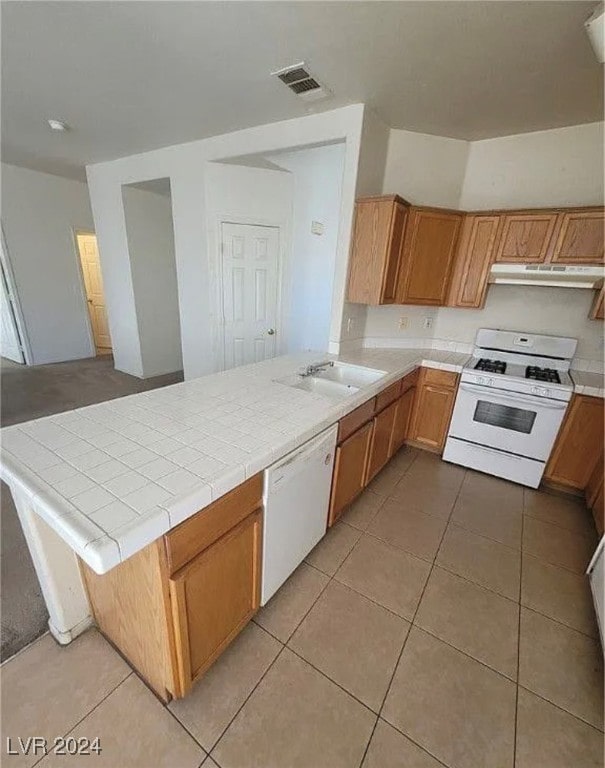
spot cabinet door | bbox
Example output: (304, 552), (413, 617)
(545, 395), (604, 490)
(390, 387), (416, 454)
(408, 377), (456, 452)
(366, 400), (399, 482)
(494, 212), (558, 263)
(398, 208), (462, 305)
(550, 209), (605, 264)
(586, 462), (604, 537)
(382, 202), (408, 302)
(448, 215), (500, 308)
(328, 421), (373, 527)
(169, 510), (262, 695)
(347, 197), (407, 305)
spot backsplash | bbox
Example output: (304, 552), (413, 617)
(361, 285), (604, 371)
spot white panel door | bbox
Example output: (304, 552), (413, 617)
(77, 233), (112, 352)
(221, 223), (279, 370)
(0, 257), (24, 363)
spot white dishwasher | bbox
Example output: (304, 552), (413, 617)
(261, 425), (337, 605)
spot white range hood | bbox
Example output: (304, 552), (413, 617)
(489, 264), (605, 289)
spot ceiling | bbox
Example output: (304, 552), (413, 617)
(2, 1), (603, 181)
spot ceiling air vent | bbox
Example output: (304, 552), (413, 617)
(272, 62), (331, 102)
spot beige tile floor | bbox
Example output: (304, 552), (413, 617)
(2, 447), (603, 768)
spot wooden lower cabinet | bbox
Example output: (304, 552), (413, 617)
(169, 510), (261, 693)
(390, 384), (416, 454)
(366, 400), (399, 482)
(407, 368), (458, 452)
(80, 474), (263, 701)
(328, 421), (373, 527)
(544, 395), (604, 491)
(586, 461), (605, 537)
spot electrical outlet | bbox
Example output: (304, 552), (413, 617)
(423, 317), (434, 330)
(311, 220), (324, 235)
(398, 316), (409, 330)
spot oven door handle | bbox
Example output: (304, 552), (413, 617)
(458, 383), (568, 410)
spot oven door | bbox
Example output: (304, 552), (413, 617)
(448, 382), (569, 460)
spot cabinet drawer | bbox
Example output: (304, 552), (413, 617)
(375, 381), (402, 412)
(164, 474), (263, 574)
(338, 398), (376, 443)
(423, 368), (458, 389)
(400, 369), (419, 394)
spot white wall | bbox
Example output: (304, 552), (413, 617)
(270, 144), (345, 354)
(1, 163), (95, 365)
(382, 128), (469, 207)
(122, 183), (182, 377)
(460, 122), (604, 210)
(205, 162), (293, 369)
(86, 104), (366, 379)
(434, 286), (603, 363)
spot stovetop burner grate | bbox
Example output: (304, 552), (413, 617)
(474, 358), (507, 374)
(526, 366), (561, 384)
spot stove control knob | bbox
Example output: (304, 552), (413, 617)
(476, 376), (485, 385)
(488, 378), (495, 386)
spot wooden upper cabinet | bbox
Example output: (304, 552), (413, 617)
(346, 196), (409, 305)
(448, 214), (500, 308)
(397, 207), (463, 305)
(550, 209), (605, 264)
(494, 212), (558, 263)
(545, 394), (604, 490)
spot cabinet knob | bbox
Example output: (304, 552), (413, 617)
(267, 328), (275, 336)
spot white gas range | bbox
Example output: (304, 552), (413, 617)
(443, 329), (577, 488)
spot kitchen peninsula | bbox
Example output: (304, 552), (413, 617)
(1, 346), (602, 701)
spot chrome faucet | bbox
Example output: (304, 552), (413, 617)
(302, 360), (335, 377)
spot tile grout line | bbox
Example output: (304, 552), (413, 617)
(355, 469), (468, 768)
(174, 458), (596, 766)
(206, 560), (335, 757)
(515, 683), (605, 735)
(207, 645), (288, 759)
(29, 672), (135, 768)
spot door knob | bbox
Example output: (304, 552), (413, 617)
(267, 328), (275, 335)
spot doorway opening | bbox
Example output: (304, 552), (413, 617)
(75, 231), (112, 356)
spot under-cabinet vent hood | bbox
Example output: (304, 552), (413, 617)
(488, 264), (604, 289)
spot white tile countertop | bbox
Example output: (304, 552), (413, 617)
(570, 369), (605, 399)
(1, 347), (602, 575)
(1, 348), (469, 574)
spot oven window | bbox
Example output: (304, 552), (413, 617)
(473, 400), (537, 434)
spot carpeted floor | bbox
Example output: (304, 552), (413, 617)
(0, 355), (182, 660)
